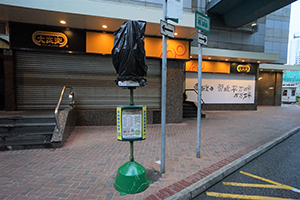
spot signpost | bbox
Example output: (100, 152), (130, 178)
(198, 32), (208, 46)
(160, 19), (175, 38)
(195, 10), (210, 33)
(160, 0), (168, 174)
(195, 11), (210, 158)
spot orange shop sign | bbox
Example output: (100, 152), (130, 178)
(86, 32), (190, 60)
(185, 60), (230, 74)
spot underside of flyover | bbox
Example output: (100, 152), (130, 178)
(206, 0), (296, 28)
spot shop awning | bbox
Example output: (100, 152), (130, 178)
(260, 63), (300, 72)
(190, 47), (280, 64)
(0, 1), (198, 39)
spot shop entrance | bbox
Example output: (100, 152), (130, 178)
(257, 72), (282, 106)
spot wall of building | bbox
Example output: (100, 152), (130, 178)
(257, 71), (283, 106)
(288, 33), (300, 65)
(264, 5), (291, 64)
(0, 49), (14, 111)
(166, 60), (184, 123)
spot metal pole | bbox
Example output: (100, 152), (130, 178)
(130, 141), (134, 162)
(129, 87), (134, 106)
(129, 87), (134, 162)
(161, 0), (167, 173)
(196, 30), (203, 158)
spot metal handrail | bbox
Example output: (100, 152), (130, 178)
(54, 86), (75, 132)
(184, 89), (205, 105)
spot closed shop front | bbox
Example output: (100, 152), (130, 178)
(15, 51), (161, 110)
(8, 22), (190, 124)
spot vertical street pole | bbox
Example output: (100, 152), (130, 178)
(129, 87), (134, 161)
(161, 0), (167, 173)
(129, 87), (134, 106)
(196, 30), (202, 158)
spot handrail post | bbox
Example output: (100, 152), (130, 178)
(54, 86), (75, 132)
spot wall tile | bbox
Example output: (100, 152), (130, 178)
(274, 20), (281, 29)
(253, 46), (264, 52)
(265, 41), (273, 50)
(242, 45), (254, 51)
(218, 30), (231, 42)
(280, 42), (288, 51)
(265, 28), (274, 37)
(209, 30), (219, 41)
(266, 19), (274, 28)
(242, 34), (254, 45)
(230, 32), (243, 44)
(282, 21), (290, 30)
(254, 35), (265, 46)
(256, 23), (266, 36)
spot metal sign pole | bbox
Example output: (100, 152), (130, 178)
(161, 0), (167, 174)
(196, 30), (203, 158)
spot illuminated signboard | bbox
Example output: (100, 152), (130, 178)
(32, 31), (68, 48)
(86, 32), (190, 60)
(185, 60), (230, 74)
(10, 22), (86, 52)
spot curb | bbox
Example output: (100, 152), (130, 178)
(165, 126), (300, 200)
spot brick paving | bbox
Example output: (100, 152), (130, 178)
(0, 106), (300, 200)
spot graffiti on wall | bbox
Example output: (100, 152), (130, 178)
(194, 83), (252, 100)
(186, 73), (255, 104)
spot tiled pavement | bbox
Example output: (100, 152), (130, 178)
(0, 106), (300, 200)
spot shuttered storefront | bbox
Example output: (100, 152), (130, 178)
(15, 51), (161, 110)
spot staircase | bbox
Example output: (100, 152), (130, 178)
(0, 111), (56, 150)
(183, 101), (206, 118)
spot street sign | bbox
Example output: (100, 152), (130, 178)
(198, 32), (208, 46)
(195, 10), (210, 33)
(168, 18), (179, 23)
(167, 0), (183, 19)
(160, 20), (175, 38)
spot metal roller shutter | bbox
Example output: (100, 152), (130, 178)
(15, 50), (161, 109)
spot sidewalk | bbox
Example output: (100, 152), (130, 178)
(0, 106), (300, 200)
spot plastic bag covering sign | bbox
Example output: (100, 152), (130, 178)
(112, 20), (148, 86)
(117, 106), (147, 141)
(185, 73), (255, 104)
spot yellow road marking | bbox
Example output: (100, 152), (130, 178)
(240, 171), (291, 187)
(223, 182), (292, 190)
(206, 192), (299, 200)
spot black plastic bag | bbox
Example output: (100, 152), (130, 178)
(112, 20), (148, 86)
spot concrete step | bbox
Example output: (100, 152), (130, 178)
(0, 110), (56, 150)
